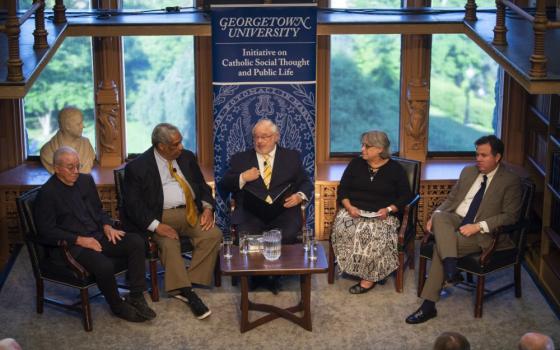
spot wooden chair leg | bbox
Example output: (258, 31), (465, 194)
(475, 275), (485, 318)
(36, 278), (44, 313)
(80, 289), (93, 332)
(396, 251), (404, 293)
(149, 259), (159, 302)
(417, 256), (426, 297)
(328, 239), (335, 284)
(214, 254), (222, 288)
(514, 262), (522, 298)
(407, 239), (415, 269)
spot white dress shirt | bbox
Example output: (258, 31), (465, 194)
(454, 165), (499, 233)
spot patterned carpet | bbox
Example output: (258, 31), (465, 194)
(0, 243), (558, 350)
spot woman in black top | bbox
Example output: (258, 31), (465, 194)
(332, 130), (412, 294)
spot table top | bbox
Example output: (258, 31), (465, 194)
(220, 244), (328, 276)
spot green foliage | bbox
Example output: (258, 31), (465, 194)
(330, 35), (401, 152)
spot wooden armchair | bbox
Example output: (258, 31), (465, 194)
(417, 177), (535, 317)
(113, 167), (194, 302)
(328, 156), (421, 293)
(17, 187), (128, 332)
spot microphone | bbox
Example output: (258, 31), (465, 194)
(263, 161), (268, 167)
(173, 168), (177, 173)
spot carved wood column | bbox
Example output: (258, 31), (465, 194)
(500, 72), (528, 166)
(399, 0), (432, 162)
(92, 0), (125, 166)
(0, 99), (25, 172)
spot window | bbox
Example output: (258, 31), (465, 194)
(330, 34), (401, 154)
(428, 34), (500, 152)
(331, 0), (403, 8)
(430, 0), (495, 7)
(122, 0), (194, 10)
(19, 0), (90, 10)
(123, 36), (196, 155)
(24, 37), (95, 157)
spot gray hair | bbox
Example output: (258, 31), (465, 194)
(252, 119), (279, 135)
(151, 123), (181, 146)
(53, 146), (78, 166)
(519, 332), (555, 350)
(361, 130), (391, 159)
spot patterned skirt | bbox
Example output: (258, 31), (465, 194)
(331, 209), (400, 282)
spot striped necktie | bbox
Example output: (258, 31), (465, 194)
(167, 161), (198, 227)
(262, 154), (273, 204)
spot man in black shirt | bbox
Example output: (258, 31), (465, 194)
(34, 146), (156, 323)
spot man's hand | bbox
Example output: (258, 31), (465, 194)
(241, 167), (260, 183)
(76, 236), (102, 252)
(459, 223), (480, 237)
(155, 223), (179, 240)
(283, 193), (303, 208)
(200, 208), (215, 231)
(426, 217), (433, 233)
(345, 205), (361, 218)
(103, 224), (125, 245)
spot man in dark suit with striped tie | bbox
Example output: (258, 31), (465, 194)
(219, 118), (313, 245)
(406, 135), (523, 324)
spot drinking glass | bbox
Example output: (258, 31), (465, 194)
(239, 232), (250, 255)
(262, 229), (282, 261)
(223, 237), (233, 259)
(302, 228), (313, 251)
(308, 238), (317, 261)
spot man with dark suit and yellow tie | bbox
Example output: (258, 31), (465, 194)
(122, 123), (222, 320)
(406, 135), (522, 324)
(219, 118), (313, 244)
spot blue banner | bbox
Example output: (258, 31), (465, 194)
(212, 5), (317, 233)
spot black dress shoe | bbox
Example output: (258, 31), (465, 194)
(405, 307), (437, 324)
(267, 276), (281, 295)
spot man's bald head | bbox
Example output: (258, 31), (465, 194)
(519, 332), (555, 350)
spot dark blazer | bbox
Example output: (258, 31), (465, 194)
(34, 174), (113, 251)
(437, 164), (522, 248)
(218, 146), (313, 224)
(122, 147), (214, 233)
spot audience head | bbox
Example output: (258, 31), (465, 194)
(360, 130), (391, 160)
(433, 331), (470, 350)
(57, 107), (84, 139)
(474, 135), (503, 174)
(152, 123), (184, 161)
(53, 146), (80, 186)
(252, 119), (279, 155)
(0, 338), (22, 350)
(518, 332), (555, 350)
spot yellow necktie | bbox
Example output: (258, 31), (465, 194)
(262, 154), (273, 204)
(167, 161), (198, 227)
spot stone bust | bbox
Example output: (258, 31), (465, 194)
(40, 107), (96, 174)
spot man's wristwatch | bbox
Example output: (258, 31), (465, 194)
(478, 222), (484, 233)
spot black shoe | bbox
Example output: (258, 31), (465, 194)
(174, 291), (212, 320)
(267, 276), (281, 295)
(349, 281), (376, 294)
(405, 306), (437, 324)
(443, 272), (464, 289)
(125, 295), (156, 321)
(111, 301), (146, 323)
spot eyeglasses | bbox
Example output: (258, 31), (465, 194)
(253, 134), (274, 141)
(59, 163), (81, 172)
(362, 143), (374, 149)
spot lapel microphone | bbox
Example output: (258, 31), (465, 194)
(173, 168), (177, 173)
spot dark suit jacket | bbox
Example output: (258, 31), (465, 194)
(437, 164), (522, 248)
(218, 146), (313, 224)
(122, 147), (214, 234)
(34, 174), (113, 254)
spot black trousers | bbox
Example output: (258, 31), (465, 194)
(72, 232), (146, 308)
(237, 205), (302, 244)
